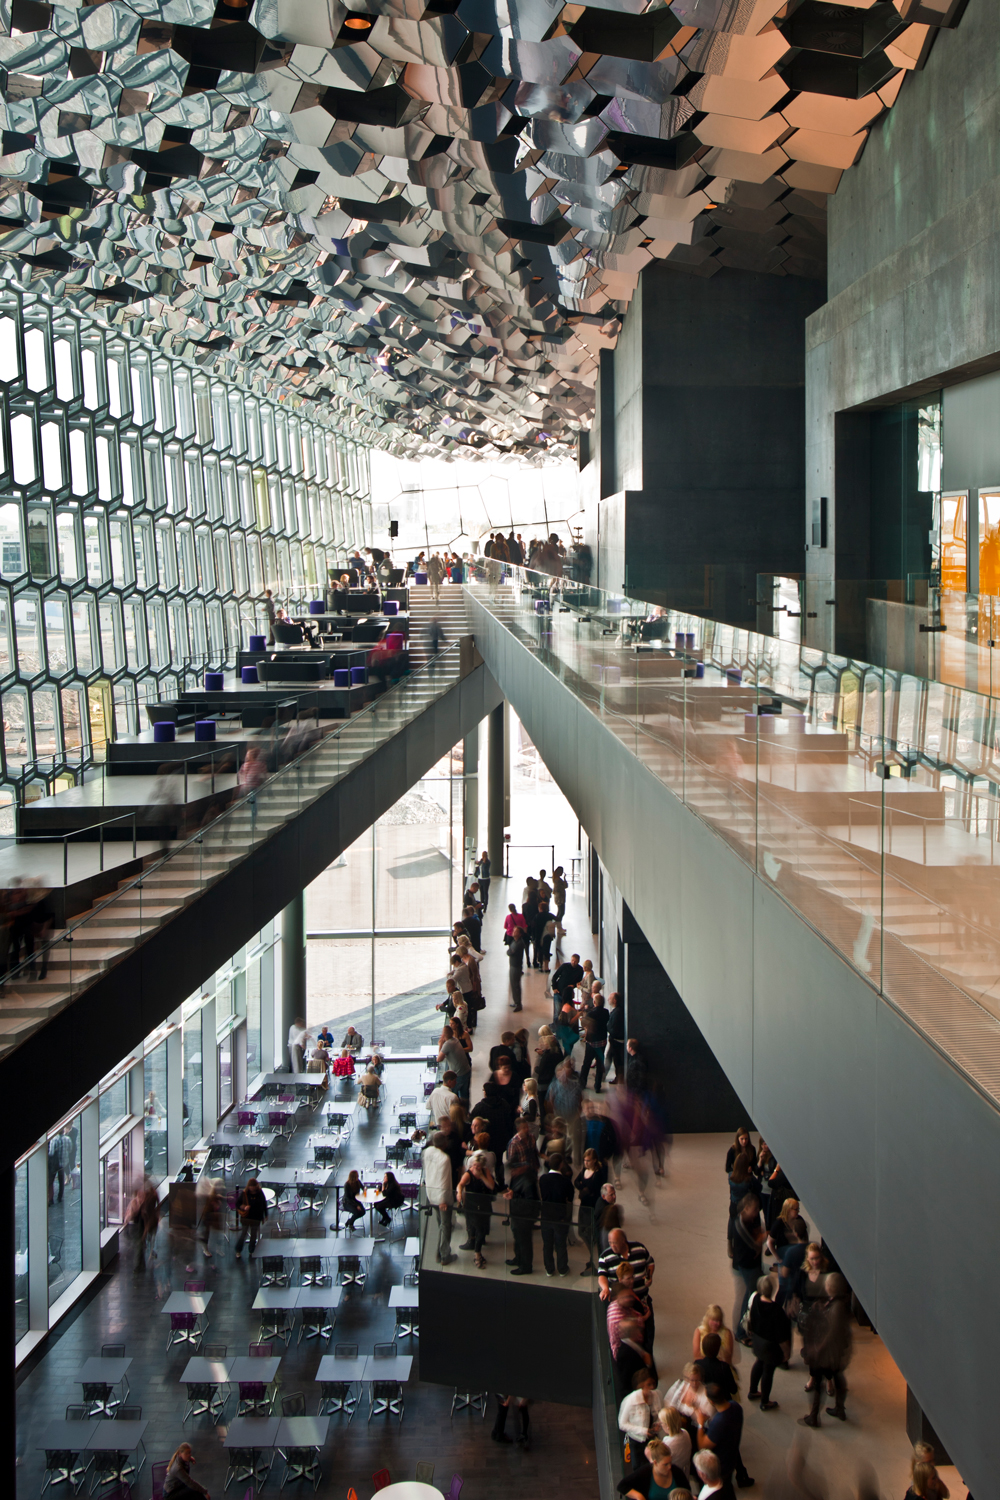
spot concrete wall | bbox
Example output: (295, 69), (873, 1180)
(592, 263), (821, 621)
(466, 590), (1000, 1497)
(805, 0), (1000, 635)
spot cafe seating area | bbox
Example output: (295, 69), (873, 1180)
(17, 1046), (595, 1498)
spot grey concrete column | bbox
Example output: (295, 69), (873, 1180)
(281, 892), (307, 1066)
(463, 726), (479, 877)
(487, 701), (505, 875)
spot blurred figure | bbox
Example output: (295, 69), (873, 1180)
(238, 746), (268, 793)
(426, 552), (445, 601)
(799, 1272), (852, 1427)
(163, 1441), (210, 1500)
(148, 763), (180, 849)
(428, 616), (446, 658)
(196, 1176), (224, 1263)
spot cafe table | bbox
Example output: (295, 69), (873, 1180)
(83, 1419), (148, 1484)
(388, 1285), (419, 1337)
(222, 1416), (279, 1487)
(75, 1356), (132, 1415)
(178, 1356), (232, 1420)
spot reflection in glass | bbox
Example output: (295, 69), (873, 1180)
(144, 1042), (168, 1180)
(47, 1119), (82, 1305)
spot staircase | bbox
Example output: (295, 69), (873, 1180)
(0, 647), (466, 1059)
(407, 584), (471, 668)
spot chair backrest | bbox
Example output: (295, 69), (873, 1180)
(170, 1313), (196, 1331)
(238, 1382), (265, 1399)
(415, 1462), (435, 1483)
(447, 1477), (464, 1500)
(262, 1257), (284, 1274)
(403, 1272), (419, 1287)
(372, 1470), (391, 1491)
(373, 1342), (397, 1358)
(65, 1405), (88, 1420)
(183, 1281), (205, 1293)
(115, 1406), (142, 1420)
(334, 1343), (358, 1358)
(202, 1344), (227, 1359)
(301, 1257), (321, 1273)
(282, 1392), (307, 1416)
(102, 1344), (125, 1359)
(250, 1342), (273, 1358)
(150, 1461), (169, 1500)
(338, 1256), (360, 1271)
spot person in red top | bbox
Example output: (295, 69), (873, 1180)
(332, 1049), (355, 1078)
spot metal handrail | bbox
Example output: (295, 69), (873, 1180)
(1, 807), (139, 884)
(2, 641), (463, 1003)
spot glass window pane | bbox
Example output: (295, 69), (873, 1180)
(99, 1076), (129, 1140)
(183, 1008), (203, 1149)
(144, 1042), (168, 1180)
(14, 1161), (27, 1341)
(47, 1119), (82, 1306)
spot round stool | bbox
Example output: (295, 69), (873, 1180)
(153, 721), (175, 743)
(241, 665), (259, 683)
(204, 671), (224, 691)
(249, 634), (266, 652)
(194, 720), (217, 742)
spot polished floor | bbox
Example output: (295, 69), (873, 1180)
(14, 1055), (597, 1499)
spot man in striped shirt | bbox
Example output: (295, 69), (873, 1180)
(599, 1227), (656, 1342)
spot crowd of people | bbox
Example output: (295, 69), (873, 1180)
(419, 865), (955, 1497)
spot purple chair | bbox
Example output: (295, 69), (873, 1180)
(249, 634), (266, 651)
(153, 722), (175, 743)
(167, 1313), (199, 1349)
(268, 1111), (292, 1134)
(151, 1461), (169, 1500)
(446, 1476), (463, 1500)
(237, 1110), (257, 1132)
(423, 1081), (434, 1097)
(237, 1381), (269, 1416)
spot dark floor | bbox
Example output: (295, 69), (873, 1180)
(15, 1058), (599, 1499)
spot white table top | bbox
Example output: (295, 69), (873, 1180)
(388, 1286), (419, 1308)
(162, 1292), (212, 1314)
(378, 1484), (443, 1500)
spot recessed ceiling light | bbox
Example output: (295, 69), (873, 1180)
(344, 15), (372, 27)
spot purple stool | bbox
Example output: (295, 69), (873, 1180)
(685, 632), (696, 648)
(194, 720), (216, 741)
(333, 668), (350, 686)
(249, 634), (265, 652)
(383, 601), (399, 616)
(674, 632), (685, 649)
(153, 721), (175, 743)
(204, 671), (224, 691)
(309, 600), (324, 614)
(695, 663), (705, 679)
(351, 666), (366, 684)
(241, 665), (258, 683)
(414, 572), (427, 584)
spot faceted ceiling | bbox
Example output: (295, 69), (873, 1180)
(0, 0), (966, 459)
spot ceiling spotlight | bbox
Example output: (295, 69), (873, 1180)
(344, 15), (373, 27)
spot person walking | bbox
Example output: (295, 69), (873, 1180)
(47, 1129), (73, 1205)
(234, 1177), (268, 1259)
(287, 1015), (308, 1073)
(422, 1133), (457, 1264)
(552, 865), (567, 924)
(427, 552), (445, 602)
(508, 928), (526, 1010)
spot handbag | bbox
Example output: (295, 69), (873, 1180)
(739, 1291), (756, 1341)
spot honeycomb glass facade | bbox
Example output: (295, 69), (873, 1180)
(0, 280), (372, 828)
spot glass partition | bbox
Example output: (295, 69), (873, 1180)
(47, 1117), (82, 1306)
(466, 565), (1000, 1106)
(143, 1041), (168, 1179)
